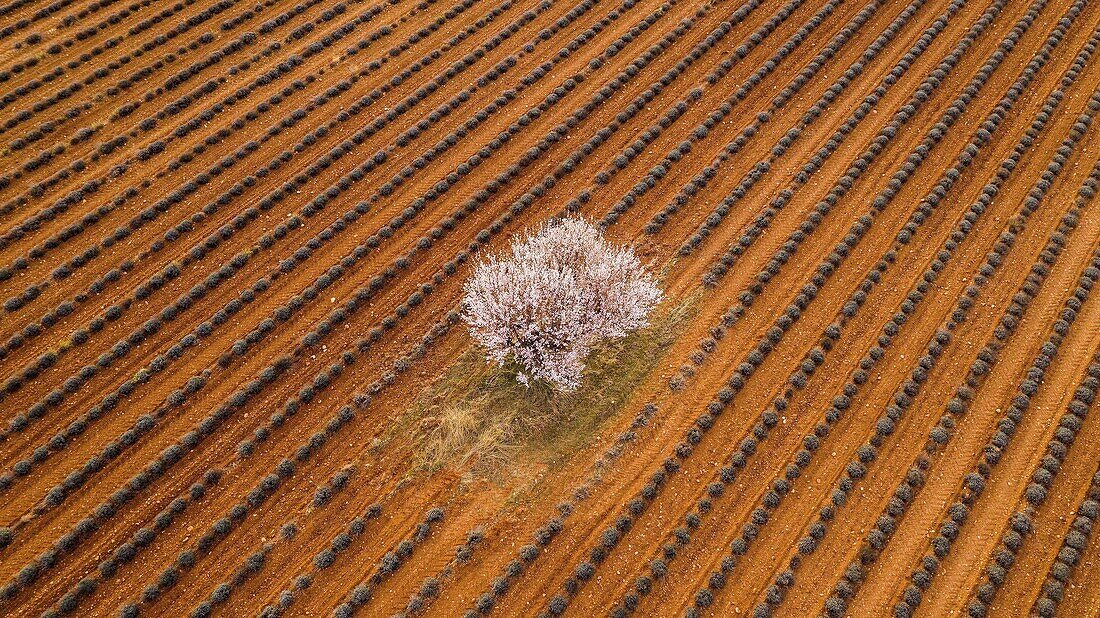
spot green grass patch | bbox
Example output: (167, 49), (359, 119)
(393, 296), (695, 481)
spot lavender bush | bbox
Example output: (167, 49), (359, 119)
(463, 218), (662, 390)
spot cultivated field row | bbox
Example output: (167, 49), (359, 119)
(0, 0), (1098, 615)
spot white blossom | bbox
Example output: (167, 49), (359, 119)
(462, 218), (662, 390)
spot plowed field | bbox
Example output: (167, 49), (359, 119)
(1, 0), (1099, 615)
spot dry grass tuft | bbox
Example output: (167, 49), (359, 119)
(398, 298), (693, 480)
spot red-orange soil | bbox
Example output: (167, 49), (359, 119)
(1, 0), (1099, 615)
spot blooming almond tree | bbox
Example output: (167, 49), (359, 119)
(462, 217), (662, 390)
